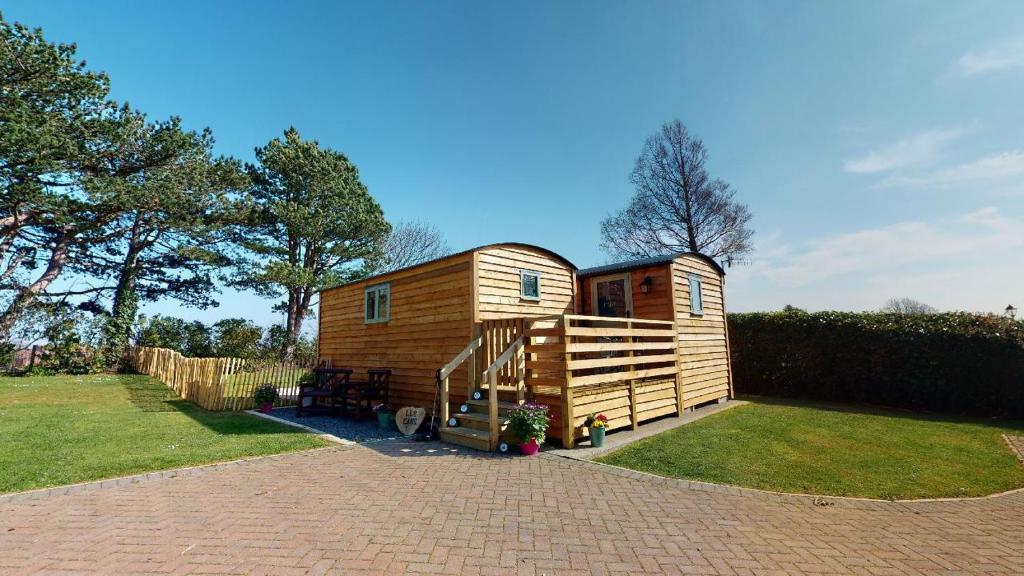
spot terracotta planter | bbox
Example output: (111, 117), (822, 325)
(589, 426), (606, 448)
(259, 403), (274, 414)
(520, 438), (540, 456)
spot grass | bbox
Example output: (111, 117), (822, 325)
(0, 373), (329, 494)
(219, 365), (308, 397)
(596, 396), (1024, 500)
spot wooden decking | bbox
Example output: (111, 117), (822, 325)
(439, 313), (725, 451)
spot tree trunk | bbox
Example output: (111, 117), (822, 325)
(102, 247), (141, 367)
(282, 286), (315, 362)
(0, 229), (73, 341)
(282, 288), (301, 361)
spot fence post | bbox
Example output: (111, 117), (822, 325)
(561, 315), (575, 449)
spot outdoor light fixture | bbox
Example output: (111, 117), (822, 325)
(640, 276), (653, 294)
(1006, 304), (1017, 319)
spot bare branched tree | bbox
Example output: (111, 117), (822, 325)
(600, 120), (753, 263)
(882, 298), (937, 315)
(369, 220), (452, 274)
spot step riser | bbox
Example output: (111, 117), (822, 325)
(440, 428), (492, 451)
(453, 419), (506, 432)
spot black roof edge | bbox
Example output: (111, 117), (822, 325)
(577, 252), (725, 278)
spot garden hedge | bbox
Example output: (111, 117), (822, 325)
(727, 311), (1024, 418)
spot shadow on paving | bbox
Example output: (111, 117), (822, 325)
(265, 406), (520, 459)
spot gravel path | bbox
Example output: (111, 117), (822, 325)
(267, 406), (411, 443)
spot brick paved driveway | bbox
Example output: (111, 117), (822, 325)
(2, 441), (1023, 575)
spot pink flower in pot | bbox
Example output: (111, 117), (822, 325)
(507, 402), (549, 456)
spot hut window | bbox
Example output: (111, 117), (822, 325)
(364, 283), (390, 323)
(688, 274), (703, 315)
(520, 270), (541, 301)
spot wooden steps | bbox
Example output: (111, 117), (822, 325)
(439, 426), (493, 451)
(466, 399), (519, 411)
(440, 388), (519, 452)
(453, 412), (508, 428)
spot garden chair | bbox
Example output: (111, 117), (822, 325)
(344, 369), (391, 419)
(297, 368), (352, 417)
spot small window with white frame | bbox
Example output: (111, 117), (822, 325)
(688, 273), (703, 315)
(520, 270), (541, 301)
(364, 283), (390, 323)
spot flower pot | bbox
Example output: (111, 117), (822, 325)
(259, 403), (274, 414)
(589, 426), (606, 448)
(377, 411), (393, 431)
(520, 438), (540, 456)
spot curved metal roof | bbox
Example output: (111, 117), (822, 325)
(320, 242), (577, 292)
(578, 252), (725, 278)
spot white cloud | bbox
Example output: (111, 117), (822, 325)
(884, 150), (1024, 195)
(951, 38), (1024, 77)
(843, 128), (962, 174)
(727, 208), (1024, 313)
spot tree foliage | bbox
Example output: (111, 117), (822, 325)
(135, 315), (213, 358)
(69, 112), (247, 364)
(0, 15), (116, 338)
(231, 128), (388, 360)
(134, 315), (316, 363)
(366, 219), (451, 274)
(601, 120), (753, 263)
(210, 318), (263, 359)
(0, 15), (246, 364)
(882, 297), (937, 315)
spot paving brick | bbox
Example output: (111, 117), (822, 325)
(1, 441), (1023, 574)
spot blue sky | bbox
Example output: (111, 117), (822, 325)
(5, 0), (1023, 327)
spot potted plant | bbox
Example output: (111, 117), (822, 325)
(373, 403), (393, 431)
(253, 385), (279, 414)
(585, 413), (609, 448)
(507, 402), (549, 456)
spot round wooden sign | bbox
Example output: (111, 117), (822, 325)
(395, 406), (426, 436)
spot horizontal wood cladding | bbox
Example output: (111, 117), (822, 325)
(672, 254), (731, 407)
(318, 254), (474, 413)
(578, 264), (675, 321)
(569, 378), (678, 439)
(476, 246), (575, 321)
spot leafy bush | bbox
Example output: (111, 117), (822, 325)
(508, 402), (550, 444)
(728, 311), (1024, 418)
(253, 384), (279, 405)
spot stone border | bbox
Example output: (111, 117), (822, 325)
(1004, 434), (1024, 464)
(244, 409), (355, 445)
(0, 446), (348, 504)
(545, 399), (744, 460)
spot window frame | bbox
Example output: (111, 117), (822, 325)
(688, 273), (704, 316)
(364, 282), (390, 324)
(519, 269), (542, 301)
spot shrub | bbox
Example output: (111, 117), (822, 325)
(728, 311), (1024, 418)
(253, 384), (279, 405)
(508, 402), (550, 444)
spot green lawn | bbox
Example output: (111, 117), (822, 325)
(597, 397), (1024, 500)
(0, 373), (328, 494)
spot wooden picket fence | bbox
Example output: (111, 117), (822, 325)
(129, 346), (313, 411)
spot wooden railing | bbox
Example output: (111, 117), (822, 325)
(480, 318), (525, 387)
(436, 334), (483, 426)
(523, 314), (680, 447)
(129, 346), (312, 411)
(481, 335), (526, 444)
(437, 328), (526, 450)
